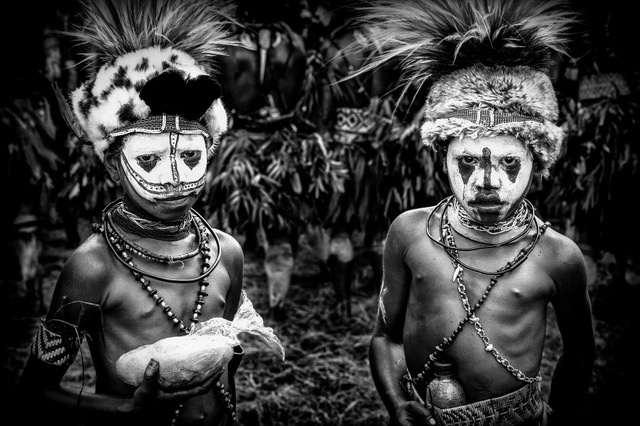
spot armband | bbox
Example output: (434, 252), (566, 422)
(31, 319), (83, 368)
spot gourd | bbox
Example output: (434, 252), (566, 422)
(115, 335), (235, 389)
(115, 290), (285, 388)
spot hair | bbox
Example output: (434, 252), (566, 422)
(348, 0), (578, 103)
(66, 0), (238, 78)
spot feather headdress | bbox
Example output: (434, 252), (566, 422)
(352, 0), (578, 176)
(58, 0), (239, 161)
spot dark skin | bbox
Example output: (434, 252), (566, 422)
(370, 136), (596, 426)
(18, 138), (244, 426)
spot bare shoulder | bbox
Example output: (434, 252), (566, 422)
(209, 228), (244, 288)
(48, 232), (114, 316)
(538, 221), (585, 266)
(211, 228), (244, 264)
(537, 219), (587, 289)
(210, 228), (244, 319)
(388, 206), (435, 240)
(61, 233), (111, 279)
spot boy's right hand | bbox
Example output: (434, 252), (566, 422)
(131, 358), (222, 408)
(390, 400), (438, 426)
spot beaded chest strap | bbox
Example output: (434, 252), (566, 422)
(403, 197), (548, 394)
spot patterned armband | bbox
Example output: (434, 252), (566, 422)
(31, 319), (83, 368)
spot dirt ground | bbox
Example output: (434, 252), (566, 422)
(2, 224), (638, 425)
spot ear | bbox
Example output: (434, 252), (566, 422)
(103, 150), (121, 183)
(438, 147), (448, 173)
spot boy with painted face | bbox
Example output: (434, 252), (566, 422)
(355, 1), (596, 425)
(15, 1), (281, 425)
(111, 132), (209, 220)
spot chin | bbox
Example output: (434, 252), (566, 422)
(134, 195), (199, 220)
(157, 198), (198, 218)
(470, 206), (508, 224)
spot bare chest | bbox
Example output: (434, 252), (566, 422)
(99, 254), (231, 351)
(401, 239), (553, 395)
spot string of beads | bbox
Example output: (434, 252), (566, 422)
(405, 197), (548, 388)
(109, 201), (201, 263)
(99, 199), (237, 424)
(453, 197), (531, 235)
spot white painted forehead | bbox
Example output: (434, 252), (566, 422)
(451, 135), (531, 155)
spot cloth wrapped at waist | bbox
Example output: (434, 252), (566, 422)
(432, 382), (546, 426)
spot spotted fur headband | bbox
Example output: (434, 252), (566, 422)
(57, 0), (238, 161)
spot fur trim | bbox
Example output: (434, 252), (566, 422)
(422, 63), (563, 176)
(349, 0), (578, 173)
(425, 65), (559, 121)
(204, 98), (229, 159)
(421, 118), (564, 177)
(63, 0), (237, 160)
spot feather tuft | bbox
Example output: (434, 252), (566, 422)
(344, 0), (580, 177)
(350, 0), (578, 90)
(64, 0), (239, 78)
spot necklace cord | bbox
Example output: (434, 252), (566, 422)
(100, 199), (236, 423)
(107, 209), (202, 262)
(404, 196), (548, 387)
(426, 196), (535, 251)
(102, 199), (222, 283)
(427, 196), (538, 275)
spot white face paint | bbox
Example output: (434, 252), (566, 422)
(445, 135), (534, 224)
(378, 284), (388, 325)
(119, 132), (207, 201)
(117, 133), (207, 220)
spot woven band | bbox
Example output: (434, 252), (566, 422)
(334, 107), (376, 135)
(434, 382), (543, 426)
(109, 114), (210, 139)
(31, 320), (83, 368)
(439, 108), (545, 127)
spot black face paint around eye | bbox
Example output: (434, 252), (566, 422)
(136, 155), (158, 173)
(457, 157), (474, 184)
(505, 158), (521, 183)
(182, 151), (202, 170)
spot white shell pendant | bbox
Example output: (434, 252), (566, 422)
(452, 265), (463, 282)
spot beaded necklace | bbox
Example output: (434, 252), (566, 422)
(99, 199), (237, 424)
(108, 205), (201, 264)
(404, 196), (548, 389)
(453, 197), (531, 235)
(113, 196), (193, 241)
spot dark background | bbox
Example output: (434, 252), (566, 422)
(2, 1), (639, 424)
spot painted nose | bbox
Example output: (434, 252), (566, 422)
(477, 147), (500, 189)
(157, 161), (180, 187)
(477, 165), (501, 189)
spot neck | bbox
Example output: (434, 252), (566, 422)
(112, 197), (193, 241)
(447, 198), (532, 245)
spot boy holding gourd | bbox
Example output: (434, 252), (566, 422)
(17, 1), (283, 425)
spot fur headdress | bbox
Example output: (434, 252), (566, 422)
(353, 0), (577, 176)
(58, 0), (238, 161)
